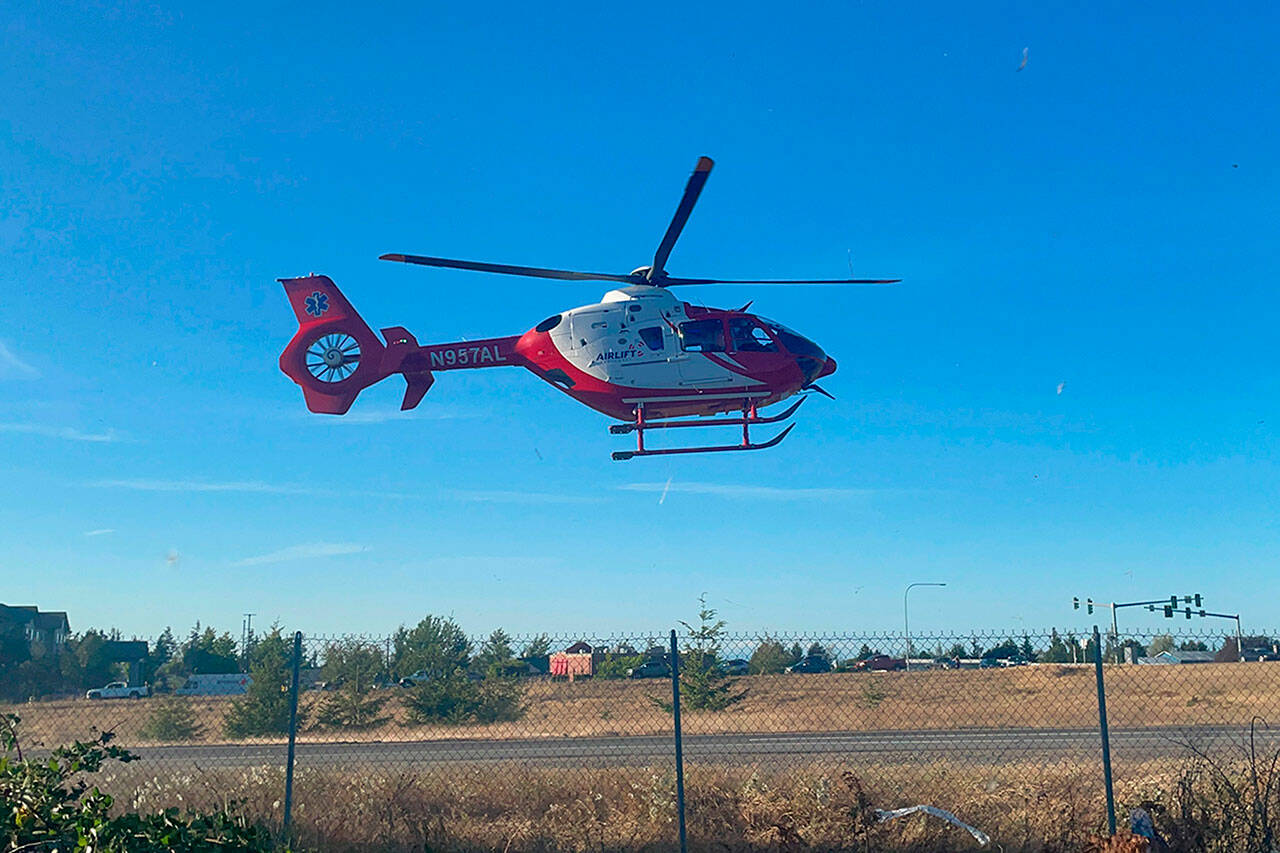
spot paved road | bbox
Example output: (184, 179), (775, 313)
(129, 725), (1276, 769)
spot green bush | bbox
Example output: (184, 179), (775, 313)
(140, 697), (206, 741)
(1, 714), (283, 852)
(597, 654), (643, 679)
(473, 678), (526, 723)
(749, 638), (794, 674)
(314, 688), (389, 730)
(403, 671), (526, 725)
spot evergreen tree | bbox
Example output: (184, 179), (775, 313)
(982, 638), (1020, 661)
(224, 628), (298, 737)
(520, 634), (552, 659)
(674, 595), (746, 712)
(150, 628), (177, 671)
(1041, 629), (1072, 663)
(392, 615), (471, 679)
(182, 626), (238, 675)
(141, 697), (206, 741)
(474, 629), (516, 673)
(748, 637), (791, 674)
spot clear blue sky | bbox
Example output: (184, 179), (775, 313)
(2, 1), (1277, 643)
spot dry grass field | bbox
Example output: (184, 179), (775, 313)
(7, 662), (1277, 748)
(94, 754), (1265, 852)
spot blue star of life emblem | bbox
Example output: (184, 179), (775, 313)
(304, 291), (330, 317)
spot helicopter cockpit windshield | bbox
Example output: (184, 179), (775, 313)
(758, 318), (825, 360)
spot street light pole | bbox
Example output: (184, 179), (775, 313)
(904, 582), (946, 671)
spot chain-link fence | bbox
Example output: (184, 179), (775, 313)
(5, 626), (1278, 851)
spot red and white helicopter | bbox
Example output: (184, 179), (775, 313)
(279, 156), (896, 459)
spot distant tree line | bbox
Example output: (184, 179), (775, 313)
(4, 612), (1271, 709)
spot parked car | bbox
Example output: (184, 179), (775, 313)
(86, 682), (149, 700)
(786, 655), (833, 674)
(717, 658), (750, 676)
(978, 657), (1004, 669)
(626, 660), (671, 679)
(852, 654), (906, 672)
(399, 669), (483, 687)
(398, 670), (432, 687)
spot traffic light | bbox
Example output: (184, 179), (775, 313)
(1194, 593), (1202, 607)
(1185, 607), (1192, 619)
(1087, 598), (1094, 614)
(1073, 597), (1080, 610)
(1164, 606), (1173, 618)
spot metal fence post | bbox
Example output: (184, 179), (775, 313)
(1092, 625), (1117, 835)
(670, 629), (688, 853)
(283, 630), (303, 841)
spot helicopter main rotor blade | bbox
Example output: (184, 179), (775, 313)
(380, 253), (639, 284)
(659, 277), (901, 286)
(649, 156), (714, 281)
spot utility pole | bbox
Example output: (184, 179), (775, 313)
(242, 613), (256, 663)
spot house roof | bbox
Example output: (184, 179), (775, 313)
(33, 612), (70, 632)
(1139, 649), (1215, 664)
(0, 604), (71, 634)
(1167, 650), (1215, 663)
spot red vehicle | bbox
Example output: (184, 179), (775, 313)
(853, 654), (907, 672)
(278, 157), (896, 460)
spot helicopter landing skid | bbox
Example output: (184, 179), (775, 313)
(610, 398), (803, 461)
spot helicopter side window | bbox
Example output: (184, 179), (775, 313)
(728, 318), (778, 353)
(678, 319), (725, 353)
(638, 327), (665, 351)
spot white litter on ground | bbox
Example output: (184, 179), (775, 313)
(876, 805), (991, 846)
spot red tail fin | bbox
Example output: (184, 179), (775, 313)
(278, 275), (387, 414)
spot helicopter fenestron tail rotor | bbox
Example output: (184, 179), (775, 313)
(380, 156), (899, 287)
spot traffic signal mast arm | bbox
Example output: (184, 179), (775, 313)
(1074, 594), (1206, 663)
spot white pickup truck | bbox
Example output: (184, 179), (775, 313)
(85, 681), (149, 700)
